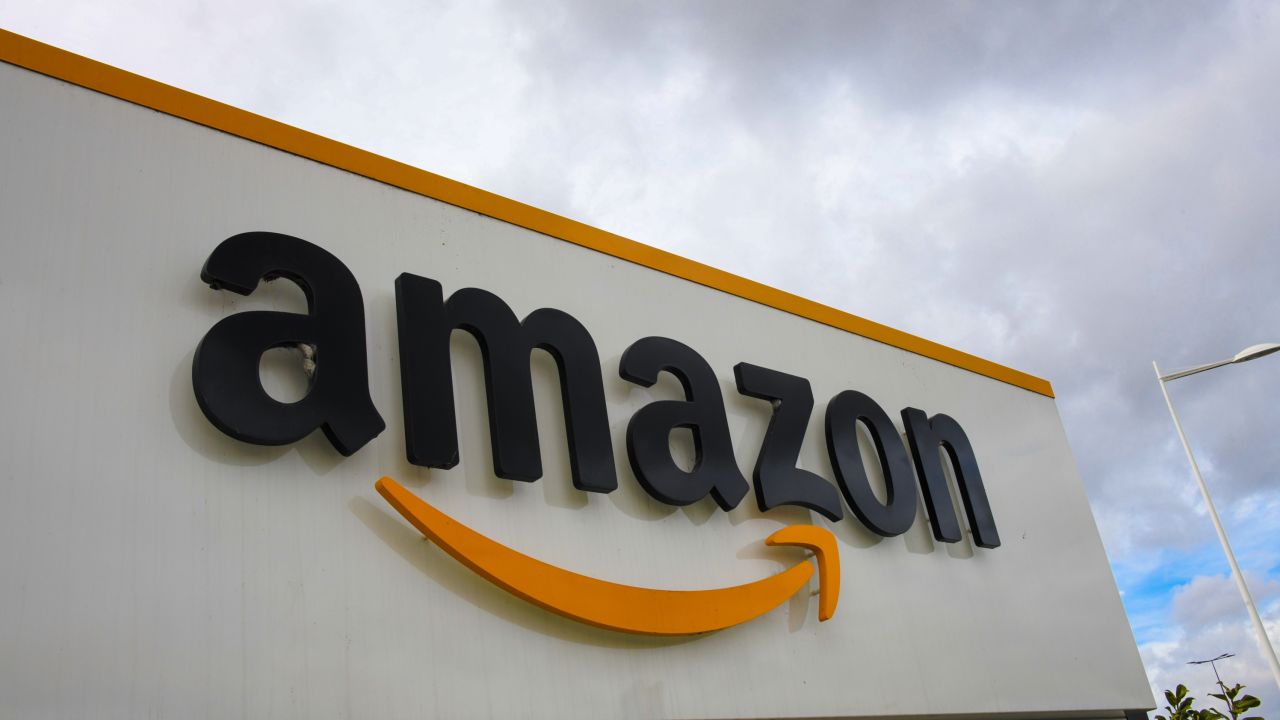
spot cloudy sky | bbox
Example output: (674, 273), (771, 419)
(4, 0), (1278, 710)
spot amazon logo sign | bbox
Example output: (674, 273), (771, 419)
(193, 232), (1000, 636)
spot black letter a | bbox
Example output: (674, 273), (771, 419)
(620, 337), (748, 510)
(192, 232), (385, 456)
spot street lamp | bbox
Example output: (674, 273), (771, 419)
(1154, 342), (1280, 692)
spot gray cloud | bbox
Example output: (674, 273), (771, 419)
(1172, 573), (1280, 631)
(504, 1), (1237, 116)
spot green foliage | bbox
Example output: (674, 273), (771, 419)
(1154, 682), (1264, 720)
(1207, 682), (1263, 720)
(1156, 684), (1210, 720)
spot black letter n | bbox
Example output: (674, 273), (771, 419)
(901, 408), (1000, 548)
(192, 232), (385, 456)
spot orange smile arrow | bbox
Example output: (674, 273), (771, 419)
(376, 477), (840, 635)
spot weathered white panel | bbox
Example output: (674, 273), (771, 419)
(0, 60), (1151, 719)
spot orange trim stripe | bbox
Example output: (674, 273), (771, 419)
(0, 28), (1053, 397)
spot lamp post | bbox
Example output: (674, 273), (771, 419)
(1154, 342), (1280, 692)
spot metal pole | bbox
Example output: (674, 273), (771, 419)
(1209, 658), (1226, 698)
(1154, 361), (1280, 691)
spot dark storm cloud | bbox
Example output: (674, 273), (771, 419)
(504, 0), (1237, 114)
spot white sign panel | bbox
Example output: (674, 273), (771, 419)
(0, 33), (1152, 720)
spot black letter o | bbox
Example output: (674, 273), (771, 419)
(825, 390), (916, 536)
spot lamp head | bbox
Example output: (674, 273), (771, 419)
(1232, 343), (1280, 364)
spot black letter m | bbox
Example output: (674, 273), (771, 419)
(395, 273), (616, 492)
